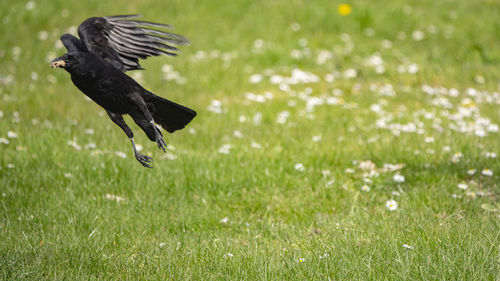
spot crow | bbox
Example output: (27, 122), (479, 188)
(50, 15), (196, 168)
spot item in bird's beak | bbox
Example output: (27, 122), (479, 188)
(50, 60), (66, 68)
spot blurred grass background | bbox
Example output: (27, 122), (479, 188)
(0, 0), (499, 279)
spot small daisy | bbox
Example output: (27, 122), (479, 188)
(298, 257), (305, 263)
(250, 141), (262, 149)
(105, 193), (125, 203)
(467, 169), (476, 175)
(457, 183), (468, 190)
(466, 191), (476, 199)
(312, 135), (322, 142)
(114, 151), (127, 158)
(386, 199), (398, 211)
(481, 169), (493, 176)
(361, 185), (370, 192)
(233, 130), (243, 138)
(0, 138), (9, 144)
(321, 170), (331, 176)
(7, 131), (17, 138)
(402, 244), (413, 250)
(393, 174), (405, 183)
(224, 253), (233, 259)
(485, 152), (497, 158)
(295, 163), (305, 172)
(218, 144), (232, 154)
(219, 217), (229, 224)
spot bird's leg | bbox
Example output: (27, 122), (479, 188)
(129, 137), (153, 168)
(106, 111), (153, 168)
(130, 95), (166, 152)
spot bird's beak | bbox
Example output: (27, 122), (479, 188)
(50, 60), (66, 68)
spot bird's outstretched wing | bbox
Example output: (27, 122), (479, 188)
(77, 15), (189, 71)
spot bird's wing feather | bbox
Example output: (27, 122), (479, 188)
(77, 15), (189, 71)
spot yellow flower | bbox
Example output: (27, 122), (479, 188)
(338, 4), (352, 16)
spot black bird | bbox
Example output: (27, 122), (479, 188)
(51, 15), (196, 168)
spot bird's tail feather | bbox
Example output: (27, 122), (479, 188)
(147, 93), (196, 133)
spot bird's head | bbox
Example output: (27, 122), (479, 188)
(50, 52), (84, 72)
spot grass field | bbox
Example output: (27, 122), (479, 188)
(1, 0), (500, 279)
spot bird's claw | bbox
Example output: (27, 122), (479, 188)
(135, 152), (153, 168)
(156, 135), (167, 152)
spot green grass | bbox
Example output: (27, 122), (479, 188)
(1, 0), (500, 279)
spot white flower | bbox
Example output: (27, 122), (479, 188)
(105, 193), (125, 203)
(7, 163), (15, 169)
(424, 136), (434, 143)
(164, 152), (177, 160)
(386, 199), (398, 211)
(451, 152), (463, 163)
(312, 135), (322, 142)
(64, 173), (73, 178)
(481, 169), (493, 176)
(412, 30), (424, 41)
(466, 191), (476, 198)
(84, 142), (96, 150)
(249, 74), (263, 84)
(485, 152), (497, 158)
(393, 174), (405, 183)
(361, 185), (370, 192)
(224, 253), (233, 259)
(295, 163), (305, 172)
(276, 111), (290, 124)
(38, 31), (48, 41)
(7, 131), (17, 138)
(67, 139), (81, 151)
(457, 183), (468, 190)
(207, 99), (223, 114)
(233, 130), (243, 138)
(250, 141), (262, 149)
(84, 128), (94, 135)
(407, 63), (419, 74)
(290, 22), (301, 31)
(402, 244), (413, 250)
(343, 68), (357, 79)
(218, 144), (232, 154)
(0, 138), (9, 144)
(487, 124), (498, 133)
(345, 168), (355, 174)
(25, 1), (35, 10)
(253, 112), (262, 125)
(114, 151), (127, 158)
(220, 217), (229, 224)
(467, 169), (476, 175)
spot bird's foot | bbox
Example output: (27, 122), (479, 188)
(135, 152), (153, 168)
(155, 134), (167, 152)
